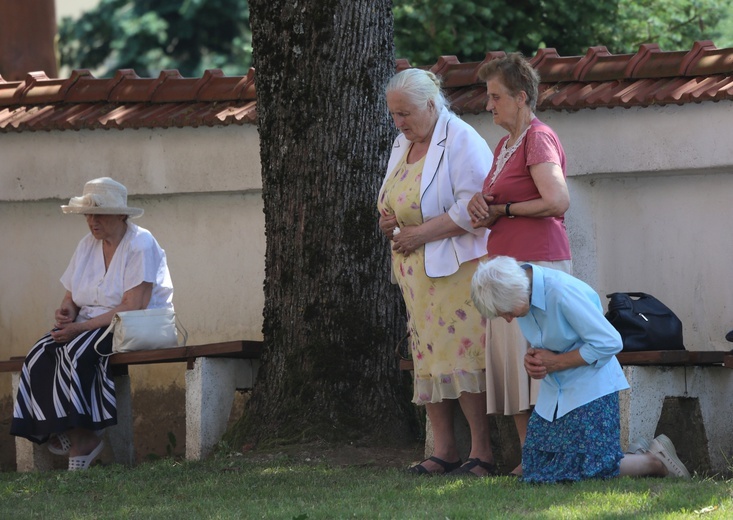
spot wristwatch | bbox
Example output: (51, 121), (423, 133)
(505, 202), (515, 219)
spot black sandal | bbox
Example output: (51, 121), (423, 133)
(448, 457), (498, 477)
(407, 456), (462, 475)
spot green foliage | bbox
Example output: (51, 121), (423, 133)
(58, 0), (252, 77)
(57, 0), (733, 77)
(601, 0), (732, 53)
(392, 0), (732, 65)
(392, 0), (617, 64)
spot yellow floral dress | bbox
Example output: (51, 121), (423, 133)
(378, 148), (487, 405)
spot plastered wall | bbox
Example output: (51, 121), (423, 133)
(2, 100), (733, 402)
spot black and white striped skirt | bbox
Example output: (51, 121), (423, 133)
(10, 328), (116, 444)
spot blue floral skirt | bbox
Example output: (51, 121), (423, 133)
(522, 392), (623, 483)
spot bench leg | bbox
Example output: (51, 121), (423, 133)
(107, 374), (135, 466)
(620, 366), (671, 451)
(185, 357), (259, 460)
(12, 372), (54, 472)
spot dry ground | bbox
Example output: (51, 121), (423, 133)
(0, 391), (424, 472)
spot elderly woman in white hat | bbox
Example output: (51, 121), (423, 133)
(11, 177), (174, 470)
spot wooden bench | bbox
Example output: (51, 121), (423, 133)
(613, 350), (733, 475)
(399, 350), (729, 371)
(401, 349), (733, 474)
(0, 340), (262, 472)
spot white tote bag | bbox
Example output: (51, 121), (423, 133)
(94, 308), (187, 356)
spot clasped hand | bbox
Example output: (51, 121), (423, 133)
(50, 304), (81, 343)
(379, 213), (421, 256)
(524, 347), (557, 380)
(468, 193), (498, 228)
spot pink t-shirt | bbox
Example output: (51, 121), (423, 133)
(482, 118), (571, 261)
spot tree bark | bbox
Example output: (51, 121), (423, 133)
(0, 0), (57, 80)
(245, 0), (415, 445)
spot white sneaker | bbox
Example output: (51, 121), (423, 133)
(649, 434), (690, 478)
(626, 436), (651, 454)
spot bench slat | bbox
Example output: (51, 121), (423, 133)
(0, 358), (24, 372)
(186, 340), (262, 360)
(398, 350), (729, 372)
(0, 340), (263, 372)
(616, 350), (726, 365)
(725, 354), (733, 369)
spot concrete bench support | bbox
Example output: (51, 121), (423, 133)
(12, 372), (53, 472)
(108, 374), (135, 466)
(620, 365), (733, 474)
(185, 357), (260, 460)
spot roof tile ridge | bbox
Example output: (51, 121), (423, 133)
(63, 69), (124, 103)
(624, 44), (660, 78)
(64, 69), (95, 88)
(685, 44), (733, 76)
(438, 57), (499, 88)
(472, 51), (507, 81)
(108, 69), (155, 103)
(149, 69), (216, 103)
(194, 67), (254, 102)
(624, 43), (691, 79)
(530, 47), (561, 69)
(194, 69), (226, 101)
(236, 68), (257, 101)
(147, 69), (185, 102)
(679, 40), (719, 75)
(429, 56), (461, 78)
(15, 71), (92, 105)
(395, 59), (412, 72)
(531, 48), (582, 83)
(12, 71), (51, 103)
(572, 46), (612, 81)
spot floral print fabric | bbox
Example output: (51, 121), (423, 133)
(522, 392), (624, 483)
(378, 149), (487, 405)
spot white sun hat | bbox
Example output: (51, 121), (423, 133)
(61, 177), (144, 218)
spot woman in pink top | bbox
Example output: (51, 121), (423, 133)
(467, 53), (572, 476)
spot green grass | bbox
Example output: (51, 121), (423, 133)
(1, 452), (731, 519)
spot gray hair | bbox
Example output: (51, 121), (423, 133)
(386, 68), (449, 111)
(478, 53), (540, 112)
(471, 256), (530, 319)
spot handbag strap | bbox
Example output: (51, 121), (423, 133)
(94, 314), (120, 357)
(176, 315), (189, 347)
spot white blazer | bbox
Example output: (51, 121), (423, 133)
(381, 108), (493, 277)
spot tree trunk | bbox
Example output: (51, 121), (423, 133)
(244, 0), (415, 445)
(0, 0), (57, 80)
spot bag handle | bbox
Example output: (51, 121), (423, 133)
(176, 315), (189, 347)
(606, 292), (651, 299)
(94, 314), (120, 357)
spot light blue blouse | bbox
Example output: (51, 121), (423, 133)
(517, 264), (629, 421)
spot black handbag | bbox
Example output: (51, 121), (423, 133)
(604, 292), (685, 352)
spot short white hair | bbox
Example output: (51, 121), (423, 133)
(471, 256), (530, 319)
(386, 68), (449, 112)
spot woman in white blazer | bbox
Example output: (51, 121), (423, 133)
(378, 68), (496, 477)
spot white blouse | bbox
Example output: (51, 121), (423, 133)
(60, 222), (174, 322)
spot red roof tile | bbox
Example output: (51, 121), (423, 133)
(2, 42), (733, 132)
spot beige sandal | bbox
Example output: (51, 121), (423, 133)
(68, 440), (105, 471)
(649, 434), (690, 478)
(47, 432), (71, 456)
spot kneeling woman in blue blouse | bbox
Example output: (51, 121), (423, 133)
(471, 256), (690, 482)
